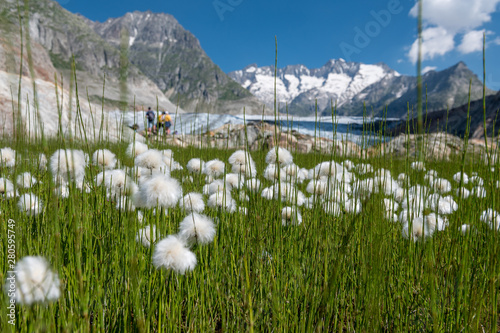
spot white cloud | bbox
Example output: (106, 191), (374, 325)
(409, 0), (500, 33)
(407, 0), (500, 62)
(408, 27), (455, 64)
(458, 30), (486, 54)
(422, 66), (437, 74)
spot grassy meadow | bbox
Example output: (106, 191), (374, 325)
(0, 120), (499, 332)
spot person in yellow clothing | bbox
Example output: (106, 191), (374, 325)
(159, 111), (172, 135)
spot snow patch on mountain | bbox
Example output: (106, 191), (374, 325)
(229, 60), (395, 111)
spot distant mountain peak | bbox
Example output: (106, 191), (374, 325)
(229, 60), (494, 117)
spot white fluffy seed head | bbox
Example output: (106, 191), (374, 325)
(179, 192), (205, 213)
(411, 161), (426, 171)
(480, 209), (500, 230)
(126, 141), (148, 158)
(38, 153), (47, 171)
(92, 149), (117, 170)
(178, 213), (216, 245)
(0, 147), (16, 168)
(263, 164), (280, 181)
(49, 149), (87, 184)
(245, 178), (261, 193)
(134, 174), (182, 208)
(265, 147), (293, 166)
(99, 169), (138, 199)
(431, 178), (452, 194)
(16, 172), (37, 188)
(135, 225), (157, 248)
(152, 235), (197, 274)
(18, 193), (43, 216)
(203, 159), (225, 178)
(54, 184), (70, 198)
(115, 196), (136, 212)
(471, 186), (487, 198)
(225, 173), (245, 190)
(452, 172), (469, 184)
(402, 217), (435, 241)
(345, 198), (362, 214)
(229, 150), (257, 178)
(306, 178), (328, 196)
(186, 158), (205, 174)
(281, 206), (302, 226)
(0, 177), (17, 198)
(324, 201), (342, 216)
(8, 256), (61, 305)
(135, 149), (166, 171)
(207, 191), (236, 212)
(203, 179), (226, 195)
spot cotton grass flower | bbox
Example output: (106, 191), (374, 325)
(54, 184), (70, 198)
(455, 187), (470, 199)
(203, 159), (225, 178)
(18, 193), (43, 216)
(179, 192), (205, 213)
(345, 198), (362, 214)
(263, 164), (280, 181)
(225, 173), (244, 190)
(178, 213), (216, 245)
(281, 206), (302, 226)
(50, 149), (87, 184)
(16, 172), (37, 188)
(265, 147), (293, 166)
(207, 191), (236, 212)
(342, 160), (354, 171)
(229, 150), (257, 178)
(135, 225), (157, 248)
(98, 169), (138, 199)
(152, 235), (197, 274)
(402, 217), (435, 242)
(424, 213), (448, 231)
(134, 174), (182, 209)
(38, 153), (47, 171)
(306, 178), (328, 196)
(186, 158), (205, 174)
(452, 172), (469, 184)
(203, 179), (227, 196)
(431, 178), (452, 194)
(92, 149), (117, 170)
(435, 196), (458, 215)
(480, 209), (500, 230)
(411, 161), (426, 171)
(324, 201), (343, 216)
(6, 256), (60, 305)
(116, 196), (136, 212)
(126, 141), (148, 158)
(135, 149), (166, 171)
(471, 186), (487, 198)
(245, 178), (261, 193)
(0, 177), (17, 199)
(0, 147), (16, 168)
(310, 161), (343, 179)
(469, 176), (484, 186)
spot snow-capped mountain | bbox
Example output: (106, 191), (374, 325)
(229, 60), (492, 117)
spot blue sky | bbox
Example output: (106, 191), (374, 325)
(59, 0), (500, 90)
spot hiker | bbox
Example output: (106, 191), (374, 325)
(145, 107), (156, 134)
(163, 111), (172, 135)
(158, 111), (165, 134)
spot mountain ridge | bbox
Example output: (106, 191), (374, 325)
(229, 60), (495, 118)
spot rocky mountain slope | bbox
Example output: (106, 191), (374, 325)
(90, 11), (264, 114)
(229, 60), (495, 118)
(388, 90), (500, 139)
